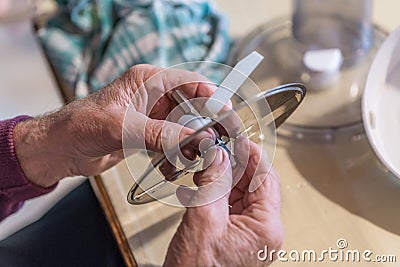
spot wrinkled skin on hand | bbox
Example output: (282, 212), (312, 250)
(164, 138), (283, 267)
(13, 64), (283, 267)
(14, 64), (215, 187)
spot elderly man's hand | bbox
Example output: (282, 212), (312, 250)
(164, 139), (284, 267)
(13, 64), (215, 188)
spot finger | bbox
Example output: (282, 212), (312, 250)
(253, 167), (281, 212)
(114, 65), (216, 118)
(192, 146), (218, 187)
(143, 67), (217, 117)
(244, 167), (282, 240)
(144, 118), (219, 188)
(101, 150), (125, 171)
(144, 118), (212, 151)
(144, 119), (190, 153)
(235, 138), (281, 220)
(175, 147), (220, 207)
(213, 105), (242, 141)
(234, 137), (272, 192)
(176, 185), (196, 207)
(161, 67), (216, 99)
(184, 148), (232, 224)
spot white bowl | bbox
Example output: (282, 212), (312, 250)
(363, 27), (400, 179)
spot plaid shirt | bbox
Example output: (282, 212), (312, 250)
(39, 0), (231, 98)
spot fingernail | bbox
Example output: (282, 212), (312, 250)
(176, 185), (195, 207)
(214, 147), (226, 165)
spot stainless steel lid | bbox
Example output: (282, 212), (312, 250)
(127, 83), (306, 205)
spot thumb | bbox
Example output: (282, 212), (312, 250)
(183, 148), (232, 224)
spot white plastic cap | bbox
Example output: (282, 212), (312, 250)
(303, 48), (343, 89)
(303, 48), (343, 73)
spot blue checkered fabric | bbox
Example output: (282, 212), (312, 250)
(38, 0), (231, 98)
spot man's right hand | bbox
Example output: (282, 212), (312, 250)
(164, 138), (283, 267)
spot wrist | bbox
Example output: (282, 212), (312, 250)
(13, 116), (66, 188)
(164, 221), (220, 267)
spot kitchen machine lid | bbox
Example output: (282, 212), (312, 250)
(363, 26), (400, 179)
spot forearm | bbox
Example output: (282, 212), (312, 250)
(13, 115), (67, 188)
(0, 116), (56, 221)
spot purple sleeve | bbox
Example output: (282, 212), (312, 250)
(0, 116), (56, 221)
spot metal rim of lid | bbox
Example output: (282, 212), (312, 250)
(127, 83), (306, 205)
